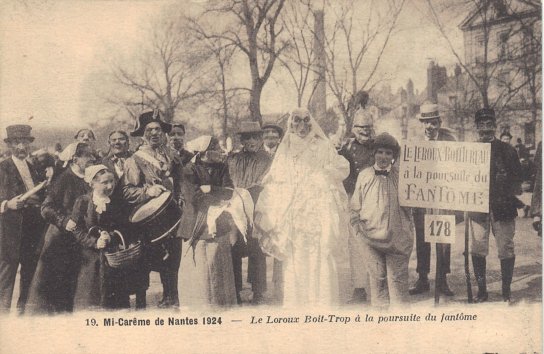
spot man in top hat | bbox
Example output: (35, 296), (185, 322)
(122, 109), (182, 308)
(409, 102), (457, 296)
(227, 121), (272, 304)
(168, 123), (194, 166)
(338, 109), (376, 303)
(0, 125), (46, 313)
(469, 108), (522, 303)
(261, 120), (283, 156)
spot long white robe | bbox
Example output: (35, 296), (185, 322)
(255, 113), (349, 307)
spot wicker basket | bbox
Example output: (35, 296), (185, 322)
(104, 230), (143, 269)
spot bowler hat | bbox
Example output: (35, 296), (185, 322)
(130, 110), (172, 137)
(419, 102), (440, 121)
(238, 121), (262, 135)
(475, 108), (495, 123)
(4, 124), (35, 143)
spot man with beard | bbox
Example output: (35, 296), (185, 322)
(122, 110), (182, 308)
(469, 108), (522, 303)
(102, 130), (132, 180)
(409, 102), (457, 297)
(168, 123), (194, 165)
(338, 109), (375, 303)
(227, 121), (272, 304)
(261, 120), (283, 156)
(0, 125), (45, 313)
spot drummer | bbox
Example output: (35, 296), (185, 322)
(122, 109), (183, 309)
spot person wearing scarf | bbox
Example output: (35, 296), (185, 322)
(69, 165), (132, 310)
(349, 133), (414, 308)
(122, 110), (182, 309)
(27, 142), (95, 314)
(177, 135), (237, 307)
(254, 108), (350, 307)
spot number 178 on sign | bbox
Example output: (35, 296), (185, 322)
(424, 215), (456, 244)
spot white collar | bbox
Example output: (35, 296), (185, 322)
(70, 164), (86, 179)
(373, 163), (392, 172)
(11, 155), (28, 165)
(92, 192), (111, 214)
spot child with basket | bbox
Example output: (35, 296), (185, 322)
(70, 164), (141, 310)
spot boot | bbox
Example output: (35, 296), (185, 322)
(409, 275), (430, 295)
(501, 257), (515, 303)
(136, 290), (147, 310)
(472, 256), (488, 303)
(437, 274), (455, 296)
(347, 288), (368, 304)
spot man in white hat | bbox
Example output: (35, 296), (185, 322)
(227, 121), (272, 304)
(409, 102), (457, 296)
(338, 109), (375, 303)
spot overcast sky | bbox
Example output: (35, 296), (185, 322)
(0, 0), (464, 138)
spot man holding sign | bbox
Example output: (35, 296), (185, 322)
(469, 108), (522, 303)
(409, 103), (457, 296)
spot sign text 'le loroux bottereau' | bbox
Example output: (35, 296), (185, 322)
(399, 141), (491, 213)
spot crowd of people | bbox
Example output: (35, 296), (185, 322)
(0, 102), (541, 314)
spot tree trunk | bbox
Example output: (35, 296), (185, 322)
(250, 80), (263, 124)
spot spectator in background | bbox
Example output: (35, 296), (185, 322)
(102, 130), (131, 180)
(500, 132), (512, 144)
(261, 120), (283, 156)
(515, 138), (530, 159)
(168, 123), (194, 166)
(531, 142), (542, 236)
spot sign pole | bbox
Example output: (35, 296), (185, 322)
(464, 213), (473, 303)
(434, 243), (441, 305)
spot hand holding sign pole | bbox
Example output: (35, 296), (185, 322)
(399, 140), (490, 305)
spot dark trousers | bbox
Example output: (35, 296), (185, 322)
(159, 237), (182, 302)
(414, 210), (451, 276)
(0, 222), (41, 313)
(247, 237), (267, 295)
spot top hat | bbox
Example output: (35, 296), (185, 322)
(419, 102), (441, 121)
(261, 118), (283, 137)
(4, 124), (35, 143)
(475, 108), (496, 123)
(353, 109), (374, 127)
(238, 121), (262, 135)
(130, 110), (172, 137)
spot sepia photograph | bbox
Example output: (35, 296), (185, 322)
(0, 0), (542, 353)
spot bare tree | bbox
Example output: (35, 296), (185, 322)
(276, 0), (318, 107)
(189, 0), (288, 124)
(108, 12), (214, 123)
(425, 0), (541, 119)
(322, 0), (406, 131)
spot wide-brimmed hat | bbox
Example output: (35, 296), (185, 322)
(4, 124), (35, 143)
(353, 109), (373, 127)
(130, 110), (172, 137)
(419, 102), (440, 121)
(261, 119), (283, 137)
(238, 121), (262, 135)
(475, 108), (496, 123)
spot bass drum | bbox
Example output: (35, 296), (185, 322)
(129, 191), (182, 244)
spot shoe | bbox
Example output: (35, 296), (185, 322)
(347, 288), (368, 304)
(158, 296), (173, 309)
(473, 291), (489, 303)
(437, 277), (455, 296)
(409, 278), (430, 295)
(501, 257), (515, 304)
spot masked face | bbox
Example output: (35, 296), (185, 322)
(375, 147), (394, 170)
(263, 128), (281, 149)
(421, 118), (441, 139)
(109, 132), (129, 156)
(143, 122), (165, 148)
(476, 119), (496, 142)
(168, 126), (185, 151)
(501, 135), (511, 144)
(353, 125), (373, 143)
(240, 133), (263, 153)
(92, 171), (116, 198)
(8, 138), (32, 160)
(291, 114), (312, 138)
